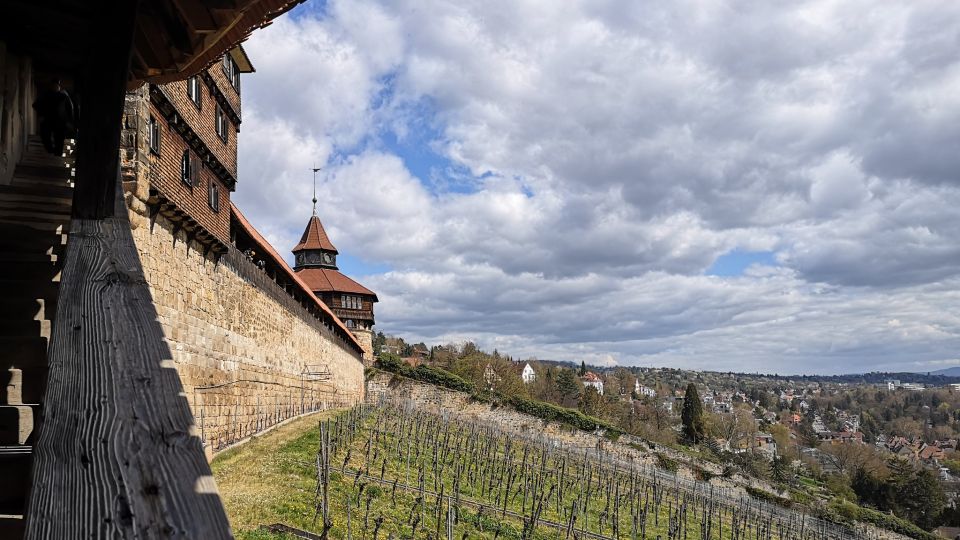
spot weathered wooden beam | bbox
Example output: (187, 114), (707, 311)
(71, 0), (140, 220)
(26, 178), (232, 536)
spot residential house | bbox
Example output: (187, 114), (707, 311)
(755, 433), (778, 458)
(521, 363), (536, 384)
(635, 382), (657, 397)
(582, 371), (604, 395)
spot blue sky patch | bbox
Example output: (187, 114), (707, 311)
(707, 249), (778, 277)
(337, 252), (391, 277)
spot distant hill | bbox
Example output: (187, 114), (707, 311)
(532, 359), (579, 369)
(930, 366), (960, 377)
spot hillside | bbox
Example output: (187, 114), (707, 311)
(212, 402), (909, 540)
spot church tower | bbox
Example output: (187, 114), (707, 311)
(292, 213), (378, 363)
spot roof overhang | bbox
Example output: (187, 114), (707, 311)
(230, 44), (255, 73)
(1, 0), (300, 87)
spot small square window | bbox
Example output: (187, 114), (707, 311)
(148, 116), (160, 155)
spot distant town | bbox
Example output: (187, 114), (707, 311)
(377, 333), (960, 535)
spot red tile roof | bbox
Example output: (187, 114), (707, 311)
(230, 202), (363, 354)
(296, 267), (379, 300)
(292, 215), (338, 253)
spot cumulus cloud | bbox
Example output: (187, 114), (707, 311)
(233, 0), (960, 374)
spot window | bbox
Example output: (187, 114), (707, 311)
(215, 104), (228, 143)
(148, 116), (160, 155)
(180, 150), (191, 186)
(222, 54), (240, 90)
(187, 76), (202, 109)
(208, 180), (220, 212)
(180, 150), (199, 187)
(341, 295), (362, 309)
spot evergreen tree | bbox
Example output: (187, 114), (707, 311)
(770, 453), (789, 485)
(893, 462), (946, 530)
(556, 369), (580, 406)
(372, 331), (386, 356)
(579, 361), (587, 376)
(681, 383), (706, 444)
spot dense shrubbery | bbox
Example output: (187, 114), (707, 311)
(692, 466), (715, 482)
(506, 394), (619, 434)
(820, 499), (938, 540)
(655, 453), (678, 473)
(377, 354), (475, 393)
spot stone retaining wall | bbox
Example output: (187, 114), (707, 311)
(366, 371), (772, 494)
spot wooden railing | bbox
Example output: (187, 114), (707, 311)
(26, 177), (232, 538)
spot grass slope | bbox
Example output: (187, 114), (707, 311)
(212, 412), (334, 539)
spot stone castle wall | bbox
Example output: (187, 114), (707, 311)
(121, 78), (365, 456)
(128, 210), (365, 454)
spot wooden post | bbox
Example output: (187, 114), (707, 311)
(25, 1), (232, 536)
(71, 0), (137, 220)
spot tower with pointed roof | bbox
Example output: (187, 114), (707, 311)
(293, 213), (378, 363)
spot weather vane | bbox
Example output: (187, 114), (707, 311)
(311, 164), (321, 215)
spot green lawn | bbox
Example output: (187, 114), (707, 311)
(211, 412), (333, 539)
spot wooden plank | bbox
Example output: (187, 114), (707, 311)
(25, 180), (232, 537)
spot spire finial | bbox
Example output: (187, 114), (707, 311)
(311, 164), (321, 216)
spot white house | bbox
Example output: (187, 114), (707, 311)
(582, 371), (604, 395)
(634, 381), (657, 397)
(521, 363), (536, 384)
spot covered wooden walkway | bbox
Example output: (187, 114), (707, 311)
(0, 1), (306, 537)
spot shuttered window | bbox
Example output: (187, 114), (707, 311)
(208, 180), (220, 213)
(215, 105), (228, 143)
(222, 54), (240, 91)
(181, 150), (200, 187)
(180, 150), (190, 186)
(190, 152), (200, 186)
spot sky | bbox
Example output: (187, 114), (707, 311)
(233, 0), (960, 375)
